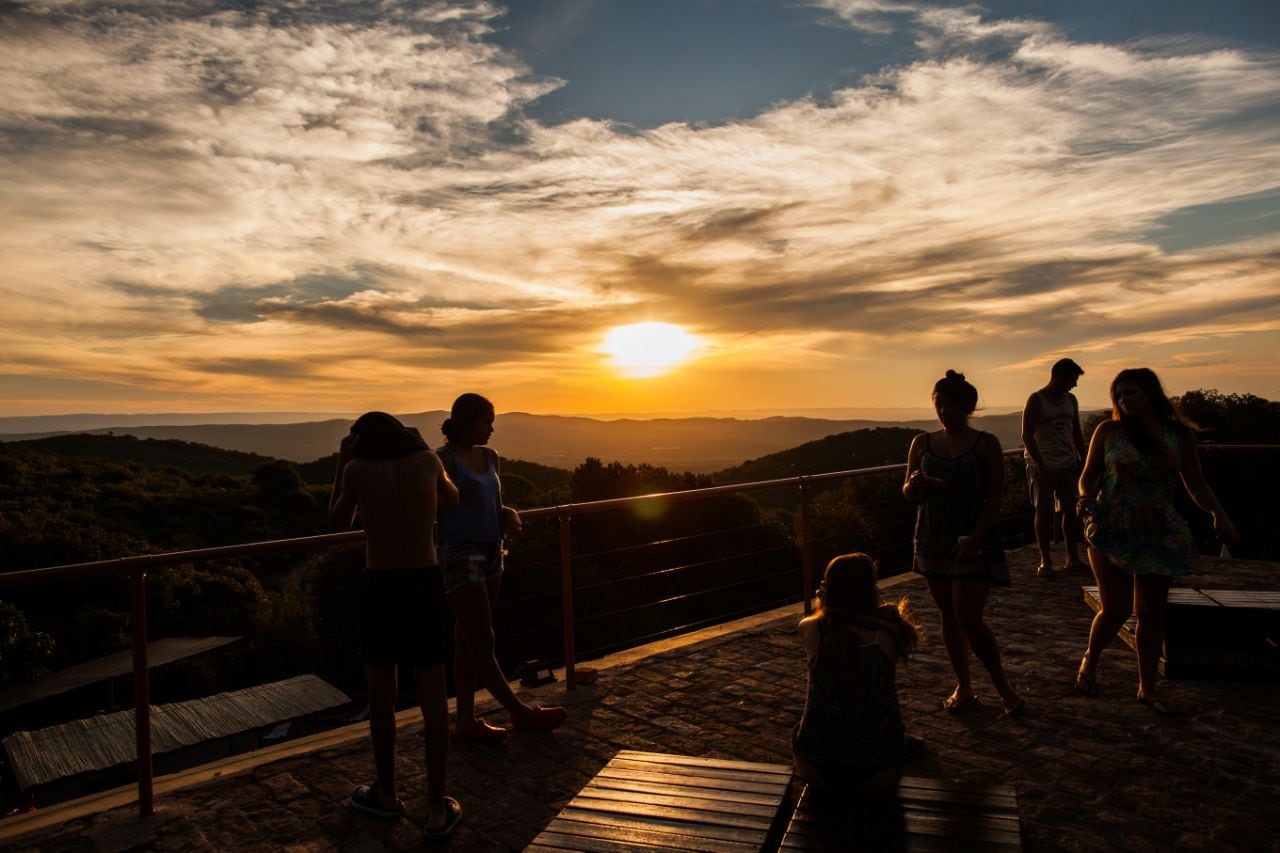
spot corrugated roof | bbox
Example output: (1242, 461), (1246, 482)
(2, 674), (350, 790)
(0, 636), (242, 712)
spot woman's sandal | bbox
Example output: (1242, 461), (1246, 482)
(942, 692), (977, 714)
(1001, 697), (1029, 719)
(512, 704), (567, 732)
(1075, 661), (1098, 697)
(450, 718), (509, 744)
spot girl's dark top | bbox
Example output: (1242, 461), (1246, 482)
(793, 621), (906, 772)
(912, 432), (1010, 585)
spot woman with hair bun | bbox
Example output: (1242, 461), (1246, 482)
(903, 371), (1025, 717)
(1075, 368), (1238, 713)
(437, 393), (565, 742)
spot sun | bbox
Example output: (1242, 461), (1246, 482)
(601, 322), (703, 378)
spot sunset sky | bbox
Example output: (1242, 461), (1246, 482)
(2, 0), (1278, 418)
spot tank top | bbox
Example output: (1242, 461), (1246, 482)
(436, 446), (503, 543)
(1026, 390), (1079, 469)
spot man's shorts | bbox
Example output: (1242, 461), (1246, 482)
(1026, 464), (1079, 512)
(440, 541), (505, 595)
(359, 566), (450, 668)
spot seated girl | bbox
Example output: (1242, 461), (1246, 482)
(793, 553), (923, 794)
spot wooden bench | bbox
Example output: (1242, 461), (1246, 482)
(779, 777), (1022, 852)
(1083, 585), (1280, 680)
(526, 750), (794, 852)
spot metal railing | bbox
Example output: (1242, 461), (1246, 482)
(1, 444), (1265, 816)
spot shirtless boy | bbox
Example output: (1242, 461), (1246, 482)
(329, 411), (462, 839)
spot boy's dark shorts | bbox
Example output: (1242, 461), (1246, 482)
(359, 566), (450, 668)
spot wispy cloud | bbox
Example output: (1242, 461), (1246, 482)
(1, 0), (1277, 414)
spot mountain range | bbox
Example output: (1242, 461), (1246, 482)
(0, 410), (1035, 472)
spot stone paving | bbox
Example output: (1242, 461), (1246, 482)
(3, 545), (1279, 852)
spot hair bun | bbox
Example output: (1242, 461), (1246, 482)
(945, 369), (965, 381)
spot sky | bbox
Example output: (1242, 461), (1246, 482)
(2, 0), (1278, 419)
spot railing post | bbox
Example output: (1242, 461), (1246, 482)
(799, 479), (814, 614)
(559, 511), (577, 689)
(130, 567), (155, 816)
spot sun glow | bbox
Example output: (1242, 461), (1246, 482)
(601, 322), (704, 378)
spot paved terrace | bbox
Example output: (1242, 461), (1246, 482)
(3, 545), (1278, 852)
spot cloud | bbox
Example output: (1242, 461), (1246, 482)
(1, 0), (1278, 412)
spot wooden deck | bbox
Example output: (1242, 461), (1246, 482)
(525, 750), (794, 852)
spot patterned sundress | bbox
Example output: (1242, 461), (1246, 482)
(1086, 425), (1197, 577)
(912, 432), (1010, 585)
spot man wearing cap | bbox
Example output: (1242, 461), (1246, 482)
(1021, 358), (1087, 575)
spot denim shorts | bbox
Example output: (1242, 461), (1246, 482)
(440, 541), (505, 594)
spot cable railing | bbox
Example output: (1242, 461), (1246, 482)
(1, 444), (1270, 817)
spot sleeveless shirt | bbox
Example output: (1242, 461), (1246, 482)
(1026, 390), (1079, 470)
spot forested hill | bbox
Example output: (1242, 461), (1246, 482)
(4, 433), (279, 476)
(714, 427), (921, 484)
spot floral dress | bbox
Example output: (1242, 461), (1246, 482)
(1086, 425), (1197, 577)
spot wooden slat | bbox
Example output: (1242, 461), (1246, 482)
(547, 806), (768, 845)
(893, 777), (1019, 811)
(533, 819), (760, 852)
(612, 750), (793, 776)
(1199, 590), (1280, 609)
(586, 773), (783, 799)
(607, 758), (792, 786)
(1167, 588), (1220, 606)
(589, 765), (789, 792)
(562, 796), (776, 828)
(526, 750), (792, 852)
(530, 827), (754, 853)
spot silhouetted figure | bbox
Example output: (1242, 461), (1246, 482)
(1075, 368), (1239, 712)
(437, 393), (565, 741)
(329, 412), (463, 838)
(904, 371), (1025, 717)
(1022, 357), (1087, 575)
(793, 553), (923, 794)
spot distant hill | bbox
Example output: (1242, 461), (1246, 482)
(0, 412), (355, 434)
(715, 427), (922, 483)
(2, 410), (1029, 472)
(2, 433), (280, 477)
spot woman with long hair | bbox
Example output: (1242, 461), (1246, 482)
(437, 393), (565, 741)
(1075, 368), (1238, 712)
(793, 553), (923, 793)
(903, 370), (1025, 717)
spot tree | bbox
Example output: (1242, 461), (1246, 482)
(0, 601), (54, 685)
(1175, 390), (1280, 444)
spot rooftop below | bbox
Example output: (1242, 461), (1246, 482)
(3, 546), (1278, 851)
